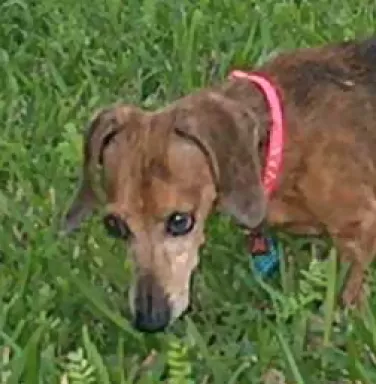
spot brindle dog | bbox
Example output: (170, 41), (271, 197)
(62, 37), (376, 332)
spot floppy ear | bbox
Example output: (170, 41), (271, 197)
(61, 105), (136, 234)
(174, 93), (267, 229)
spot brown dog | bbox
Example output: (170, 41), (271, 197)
(62, 37), (376, 333)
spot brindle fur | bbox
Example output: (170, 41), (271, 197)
(63, 37), (376, 332)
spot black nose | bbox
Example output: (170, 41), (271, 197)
(133, 275), (171, 333)
(134, 307), (170, 333)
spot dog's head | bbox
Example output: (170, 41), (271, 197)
(62, 89), (266, 333)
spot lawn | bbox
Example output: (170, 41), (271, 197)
(1, 0), (376, 382)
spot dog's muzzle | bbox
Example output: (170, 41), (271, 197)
(133, 274), (171, 333)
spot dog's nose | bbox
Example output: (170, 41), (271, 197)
(133, 275), (171, 333)
(134, 306), (170, 333)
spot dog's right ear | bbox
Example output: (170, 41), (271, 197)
(60, 105), (135, 234)
(173, 93), (267, 229)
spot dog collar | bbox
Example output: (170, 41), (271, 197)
(229, 70), (284, 197)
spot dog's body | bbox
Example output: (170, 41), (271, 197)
(64, 37), (376, 332)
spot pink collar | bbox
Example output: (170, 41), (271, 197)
(229, 70), (285, 197)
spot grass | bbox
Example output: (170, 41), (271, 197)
(1, 0), (376, 382)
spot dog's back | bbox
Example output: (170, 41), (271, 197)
(256, 38), (376, 185)
(264, 37), (376, 105)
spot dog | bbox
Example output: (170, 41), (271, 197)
(62, 37), (376, 333)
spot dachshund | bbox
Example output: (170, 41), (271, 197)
(62, 37), (376, 332)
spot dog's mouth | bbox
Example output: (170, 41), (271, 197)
(127, 271), (197, 333)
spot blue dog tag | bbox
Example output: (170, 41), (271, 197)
(248, 234), (280, 277)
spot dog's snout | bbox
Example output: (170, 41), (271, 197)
(133, 275), (171, 333)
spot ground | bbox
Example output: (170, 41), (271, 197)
(1, 0), (376, 383)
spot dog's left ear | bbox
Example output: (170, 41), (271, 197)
(61, 105), (141, 234)
(174, 93), (267, 228)
(60, 108), (117, 234)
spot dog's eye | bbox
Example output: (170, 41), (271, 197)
(166, 212), (195, 237)
(103, 214), (131, 239)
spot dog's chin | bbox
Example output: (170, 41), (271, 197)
(170, 270), (199, 323)
(169, 291), (190, 325)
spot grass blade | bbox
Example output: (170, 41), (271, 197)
(69, 273), (142, 342)
(323, 247), (338, 347)
(275, 327), (305, 384)
(82, 325), (111, 384)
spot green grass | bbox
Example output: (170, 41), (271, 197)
(1, 0), (376, 382)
